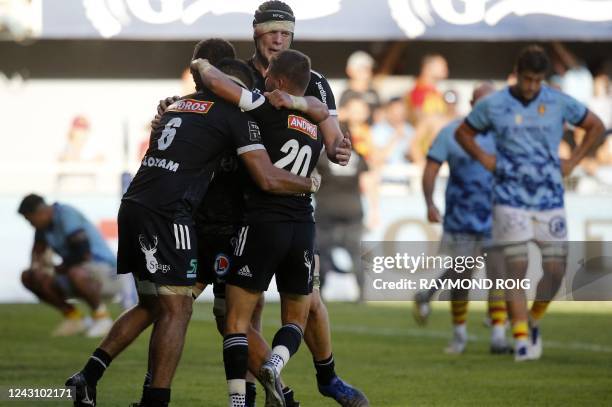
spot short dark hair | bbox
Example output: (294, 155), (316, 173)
(254, 1), (294, 24)
(516, 45), (550, 74)
(191, 38), (236, 91)
(268, 49), (311, 94)
(217, 58), (256, 90)
(18, 193), (45, 216)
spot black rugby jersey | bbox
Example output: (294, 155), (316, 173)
(194, 150), (245, 235)
(123, 88), (264, 219)
(239, 90), (324, 223)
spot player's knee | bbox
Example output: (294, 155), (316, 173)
(159, 296), (192, 323)
(308, 291), (324, 319)
(21, 269), (34, 289)
(66, 264), (90, 283)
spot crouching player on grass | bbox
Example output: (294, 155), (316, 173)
(18, 193), (119, 338)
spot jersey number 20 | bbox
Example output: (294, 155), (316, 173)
(158, 117), (182, 150)
(274, 139), (312, 176)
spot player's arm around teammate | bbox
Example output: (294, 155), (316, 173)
(191, 57), (329, 123)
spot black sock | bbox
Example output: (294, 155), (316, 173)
(142, 387), (170, 407)
(283, 386), (296, 405)
(314, 354), (336, 386)
(223, 334), (248, 381)
(245, 382), (257, 407)
(271, 324), (303, 355)
(139, 371), (152, 404)
(82, 348), (112, 385)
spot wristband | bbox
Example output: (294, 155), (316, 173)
(289, 95), (308, 112)
(310, 175), (321, 193)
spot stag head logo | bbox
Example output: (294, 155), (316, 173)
(139, 234), (159, 274)
(304, 250), (313, 283)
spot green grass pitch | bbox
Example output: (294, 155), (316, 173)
(1, 302), (611, 406)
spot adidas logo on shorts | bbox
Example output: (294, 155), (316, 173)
(237, 266), (252, 278)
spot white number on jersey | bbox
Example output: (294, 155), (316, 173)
(274, 139), (312, 176)
(158, 117), (182, 151)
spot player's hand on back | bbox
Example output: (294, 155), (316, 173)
(151, 96), (180, 129)
(427, 204), (442, 223)
(264, 89), (293, 110)
(335, 136), (352, 166)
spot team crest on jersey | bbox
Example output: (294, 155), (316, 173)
(288, 115), (317, 140)
(248, 121), (262, 141)
(214, 253), (231, 277)
(538, 104), (546, 116)
(167, 98), (214, 114)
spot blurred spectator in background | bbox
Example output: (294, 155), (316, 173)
(58, 115), (104, 162)
(550, 42), (593, 105)
(338, 95), (380, 229)
(589, 66), (612, 133)
(339, 94), (373, 161)
(18, 194), (120, 337)
(181, 66), (196, 95)
(339, 50), (381, 123)
(409, 90), (460, 165)
(59, 115), (103, 161)
(315, 142), (369, 301)
(405, 54), (449, 125)
(371, 97), (414, 166)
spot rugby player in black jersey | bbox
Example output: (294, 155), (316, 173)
(65, 39), (323, 407)
(192, 50), (329, 407)
(245, 2), (368, 406)
(191, 44), (360, 406)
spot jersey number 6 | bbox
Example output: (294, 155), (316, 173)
(158, 117), (183, 151)
(274, 139), (312, 176)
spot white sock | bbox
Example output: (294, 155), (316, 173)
(269, 345), (290, 375)
(454, 323), (467, 340)
(491, 324), (506, 343)
(227, 378), (245, 396)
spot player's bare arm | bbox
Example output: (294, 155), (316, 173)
(150, 92), (318, 195)
(240, 149), (321, 194)
(422, 159), (443, 223)
(191, 58), (244, 104)
(455, 122), (496, 172)
(561, 111), (605, 176)
(319, 116), (351, 166)
(264, 89), (329, 123)
(30, 240), (48, 270)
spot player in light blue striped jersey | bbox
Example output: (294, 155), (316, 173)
(415, 82), (510, 355)
(456, 45), (605, 361)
